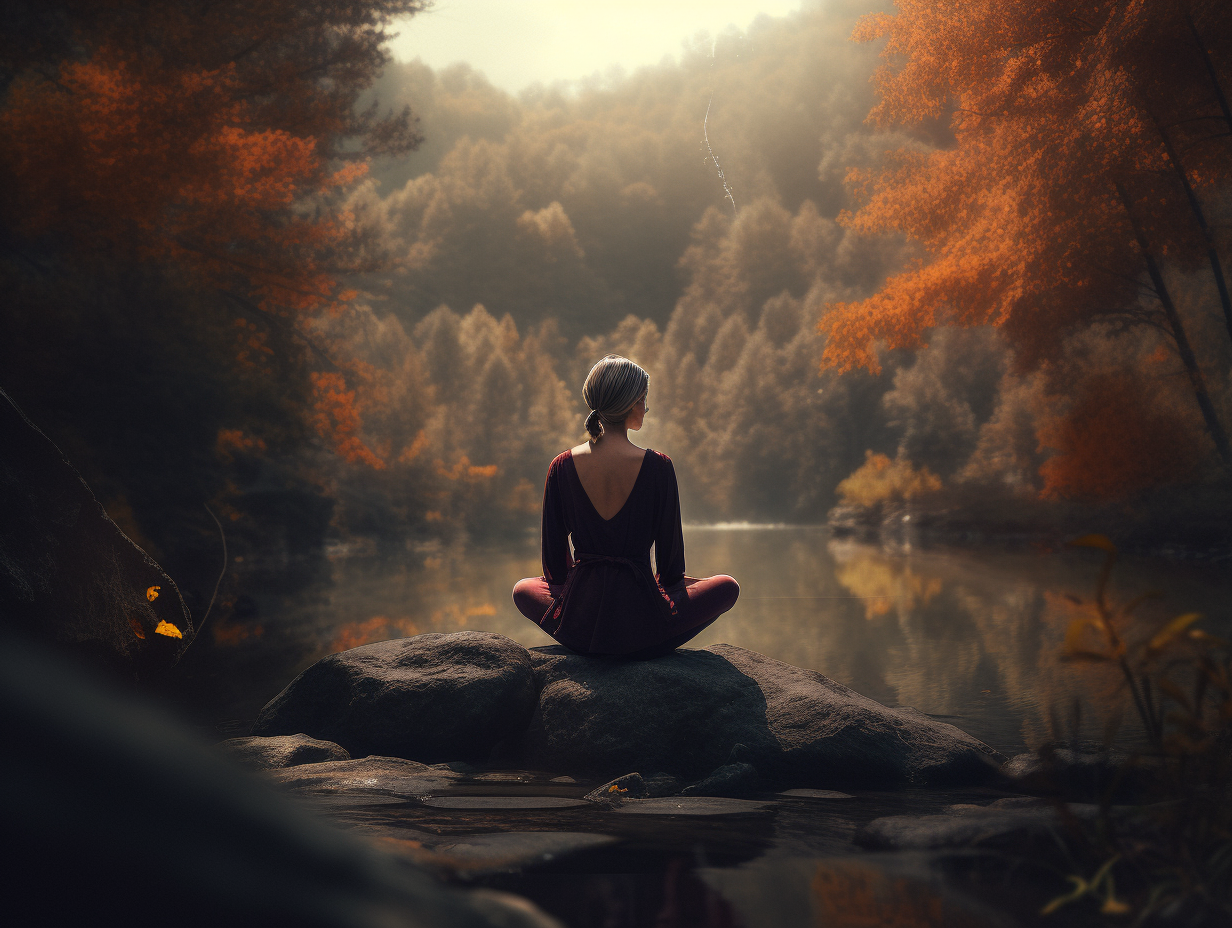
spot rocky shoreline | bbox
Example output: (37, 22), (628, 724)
(206, 631), (1148, 927)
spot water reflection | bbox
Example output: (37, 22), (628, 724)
(176, 527), (1231, 755)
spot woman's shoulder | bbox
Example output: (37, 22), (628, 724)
(645, 448), (675, 472)
(548, 448), (574, 473)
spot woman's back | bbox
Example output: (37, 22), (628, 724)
(569, 440), (647, 520)
(540, 447), (684, 589)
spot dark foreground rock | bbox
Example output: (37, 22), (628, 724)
(522, 644), (1003, 787)
(254, 632), (539, 764)
(0, 388), (194, 677)
(0, 632), (557, 928)
(219, 734), (351, 770)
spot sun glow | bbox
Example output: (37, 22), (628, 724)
(388, 0), (805, 93)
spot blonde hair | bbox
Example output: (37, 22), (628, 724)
(581, 355), (649, 440)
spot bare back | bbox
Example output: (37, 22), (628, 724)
(569, 440), (648, 521)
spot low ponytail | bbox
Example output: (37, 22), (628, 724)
(585, 409), (602, 440)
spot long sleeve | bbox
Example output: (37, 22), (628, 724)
(540, 454), (572, 583)
(653, 453), (686, 588)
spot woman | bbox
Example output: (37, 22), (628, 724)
(512, 355), (739, 658)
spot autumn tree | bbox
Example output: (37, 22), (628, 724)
(821, 0), (1232, 476)
(0, 0), (424, 584)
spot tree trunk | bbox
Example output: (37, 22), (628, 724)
(1153, 115), (1232, 345)
(1117, 183), (1232, 472)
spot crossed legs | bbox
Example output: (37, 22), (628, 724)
(511, 574), (739, 658)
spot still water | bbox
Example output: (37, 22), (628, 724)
(175, 526), (1232, 756)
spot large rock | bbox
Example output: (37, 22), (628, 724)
(0, 387), (193, 676)
(253, 632), (539, 763)
(0, 631), (557, 928)
(520, 644), (1002, 787)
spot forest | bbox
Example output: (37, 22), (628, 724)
(3, 0), (1230, 606)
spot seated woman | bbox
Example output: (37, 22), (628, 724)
(512, 355), (739, 658)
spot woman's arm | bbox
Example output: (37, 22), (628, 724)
(653, 453), (686, 588)
(540, 454), (572, 583)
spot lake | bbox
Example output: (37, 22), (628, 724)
(174, 526), (1232, 756)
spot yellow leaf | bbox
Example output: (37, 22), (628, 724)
(129, 617), (146, 640)
(1101, 896), (1131, 916)
(1068, 534), (1117, 554)
(146, 585), (161, 602)
(154, 620), (183, 639)
(1063, 618), (1108, 656)
(1147, 613), (1202, 655)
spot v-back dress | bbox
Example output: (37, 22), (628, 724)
(537, 448), (694, 655)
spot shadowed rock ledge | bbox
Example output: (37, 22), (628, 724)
(254, 632), (1004, 788)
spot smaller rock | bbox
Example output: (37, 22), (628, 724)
(613, 797), (775, 816)
(217, 734), (350, 770)
(680, 762), (759, 798)
(271, 756), (461, 798)
(549, 775), (577, 784)
(643, 773), (681, 797)
(855, 803), (1101, 851)
(420, 797), (589, 811)
(1000, 747), (1156, 802)
(584, 772), (648, 805)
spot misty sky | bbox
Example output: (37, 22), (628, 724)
(389, 0), (805, 92)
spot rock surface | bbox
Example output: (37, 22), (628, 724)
(218, 733), (351, 770)
(253, 632), (539, 763)
(0, 388), (194, 677)
(521, 644), (1002, 787)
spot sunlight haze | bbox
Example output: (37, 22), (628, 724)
(389, 0), (806, 92)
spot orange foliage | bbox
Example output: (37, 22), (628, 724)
(212, 619), (264, 647)
(0, 49), (354, 315)
(822, 1), (1232, 373)
(0, 0), (425, 474)
(1038, 372), (1200, 500)
(330, 616), (419, 652)
(215, 429), (267, 462)
(310, 373), (386, 469)
(435, 456), (499, 482)
(811, 859), (987, 928)
(836, 451), (942, 507)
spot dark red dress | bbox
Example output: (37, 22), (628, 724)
(535, 448), (695, 655)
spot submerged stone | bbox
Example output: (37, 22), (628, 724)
(421, 796), (590, 811)
(613, 797), (776, 816)
(855, 802), (1101, 851)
